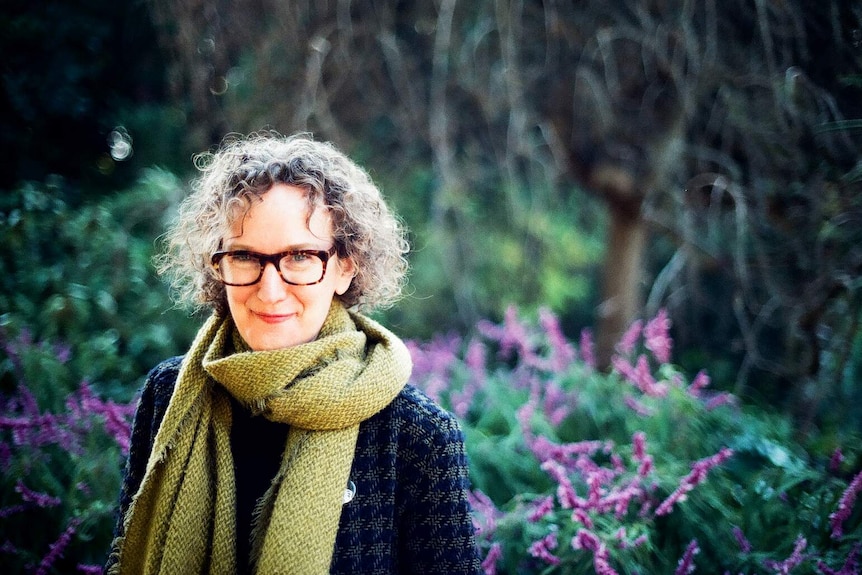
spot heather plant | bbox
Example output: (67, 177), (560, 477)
(408, 307), (862, 574)
(0, 174), (197, 572)
(0, 327), (136, 573)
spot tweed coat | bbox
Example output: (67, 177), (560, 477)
(107, 356), (481, 574)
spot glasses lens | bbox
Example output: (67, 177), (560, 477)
(279, 252), (325, 285)
(218, 253), (262, 285)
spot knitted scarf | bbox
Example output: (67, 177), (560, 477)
(108, 300), (412, 574)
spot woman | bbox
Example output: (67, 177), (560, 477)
(106, 133), (480, 574)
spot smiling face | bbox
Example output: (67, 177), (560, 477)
(222, 184), (355, 351)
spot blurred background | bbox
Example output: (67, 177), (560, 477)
(3, 0), (861, 430)
(2, 0), (862, 571)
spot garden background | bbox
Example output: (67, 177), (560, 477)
(1, 1), (861, 573)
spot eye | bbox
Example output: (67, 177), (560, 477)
(227, 252), (259, 265)
(289, 252), (312, 263)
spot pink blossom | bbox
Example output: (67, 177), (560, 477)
(633, 355), (668, 396)
(573, 530), (620, 575)
(541, 460), (582, 509)
(688, 370), (711, 396)
(675, 539), (700, 575)
(573, 528), (601, 552)
(817, 543), (859, 575)
(527, 495), (554, 522)
(528, 530), (561, 565)
(542, 381), (572, 426)
(763, 535), (807, 574)
(830, 470), (862, 539)
(478, 306), (537, 365)
(572, 508), (594, 528)
(579, 328), (596, 369)
(644, 308), (673, 363)
(539, 307), (576, 372)
(704, 392), (737, 411)
(469, 490), (500, 536)
(732, 526), (752, 554)
(613, 355), (667, 396)
(616, 320), (643, 357)
(481, 542), (502, 575)
(34, 518), (80, 575)
(632, 432), (647, 462)
(656, 447), (734, 516)
(15, 480), (60, 508)
(624, 395), (654, 416)
(465, 339), (487, 387)
(829, 448), (845, 474)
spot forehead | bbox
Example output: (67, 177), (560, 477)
(225, 184), (332, 244)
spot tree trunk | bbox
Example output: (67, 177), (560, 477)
(594, 203), (647, 369)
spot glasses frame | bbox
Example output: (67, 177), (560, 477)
(211, 246), (337, 286)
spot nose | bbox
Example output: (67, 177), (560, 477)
(255, 261), (288, 302)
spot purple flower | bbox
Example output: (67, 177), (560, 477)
(77, 565), (103, 574)
(817, 543), (859, 575)
(539, 307), (576, 372)
(613, 355), (667, 397)
(34, 518), (80, 575)
(830, 470), (862, 539)
(732, 526), (752, 554)
(704, 392), (737, 411)
(624, 395), (654, 416)
(656, 447), (733, 516)
(0, 504), (28, 518)
(465, 339), (487, 387)
(632, 432), (647, 461)
(469, 490), (500, 536)
(579, 328), (596, 369)
(573, 530), (619, 575)
(616, 320), (643, 357)
(763, 535), (807, 574)
(15, 480), (61, 508)
(478, 306), (537, 365)
(688, 370), (711, 397)
(528, 530), (561, 566)
(829, 448), (844, 474)
(572, 508), (594, 528)
(481, 542), (502, 575)
(644, 308), (673, 363)
(541, 460), (582, 509)
(542, 381), (573, 426)
(527, 495), (554, 522)
(675, 539), (700, 575)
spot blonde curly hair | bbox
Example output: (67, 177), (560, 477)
(157, 132), (409, 314)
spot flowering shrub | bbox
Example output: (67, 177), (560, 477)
(408, 306), (862, 574)
(1, 297), (860, 573)
(0, 327), (136, 573)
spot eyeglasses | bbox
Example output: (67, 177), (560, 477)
(211, 247), (337, 286)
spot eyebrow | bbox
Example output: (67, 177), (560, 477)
(222, 242), (329, 252)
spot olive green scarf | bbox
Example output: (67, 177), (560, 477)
(108, 301), (412, 574)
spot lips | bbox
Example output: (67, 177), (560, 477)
(253, 312), (296, 324)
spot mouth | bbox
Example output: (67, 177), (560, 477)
(253, 312), (296, 324)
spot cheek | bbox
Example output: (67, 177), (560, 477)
(225, 286), (251, 310)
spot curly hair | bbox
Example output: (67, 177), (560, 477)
(156, 132), (409, 314)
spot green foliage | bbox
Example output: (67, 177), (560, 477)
(0, 171), (198, 400)
(409, 309), (862, 574)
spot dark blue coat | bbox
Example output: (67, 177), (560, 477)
(108, 356), (481, 574)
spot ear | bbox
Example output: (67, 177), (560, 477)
(334, 256), (356, 296)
